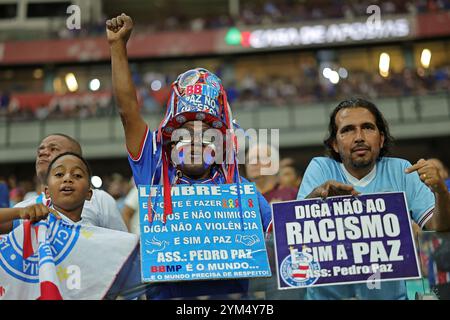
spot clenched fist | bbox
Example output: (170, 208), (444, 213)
(106, 13), (134, 45)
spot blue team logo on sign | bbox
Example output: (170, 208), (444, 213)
(0, 215), (80, 283)
(280, 247), (320, 287)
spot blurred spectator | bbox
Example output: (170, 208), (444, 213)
(23, 177), (42, 201)
(0, 177), (9, 208)
(240, 74), (258, 96)
(382, 1), (397, 14)
(0, 91), (10, 116)
(9, 187), (25, 207)
(106, 173), (128, 212)
(225, 82), (239, 104)
(428, 158), (450, 190)
(138, 87), (159, 113)
(245, 144), (304, 299)
(245, 145), (297, 203)
(190, 17), (205, 31)
(279, 164), (302, 190)
(246, 144), (278, 196)
(122, 186), (140, 235)
(279, 157), (295, 168)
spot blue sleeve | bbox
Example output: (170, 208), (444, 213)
(297, 158), (329, 200)
(127, 127), (160, 186)
(0, 183), (9, 208)
(402, 161), (435, 228)
(257, 191), (272, 232)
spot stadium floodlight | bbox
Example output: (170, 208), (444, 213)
(379, 53), (390, 78)
(329, 71), (340, 84)
(65, 73), (78, 92)
(420, 49), (431, 69)
(89, 79), (101, 91)
(322, 67), (332, 79)
(91, 176), (103, 189)
(33, 69), (44, 79)
(338, 67), (348, 79)
(151, 80), (162, 91)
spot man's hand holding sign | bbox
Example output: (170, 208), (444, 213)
(307, 180), (360, 199)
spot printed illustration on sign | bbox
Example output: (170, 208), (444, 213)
(235, 234), (260, 246)
(145, 236), (169, 254)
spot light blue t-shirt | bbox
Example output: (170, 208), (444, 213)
(297, 156), (435, 300)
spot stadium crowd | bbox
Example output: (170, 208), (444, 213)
(51, 0), (450, 39)
(1, 65), (449, 121)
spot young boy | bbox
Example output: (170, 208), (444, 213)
(0, 152), (92, 230)
(0, 152), (141, 299)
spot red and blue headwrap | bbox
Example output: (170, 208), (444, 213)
(149, 68), (240, 223)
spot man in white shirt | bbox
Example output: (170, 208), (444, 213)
(122, 185), (140, 235)
(0, 133), (127, 233)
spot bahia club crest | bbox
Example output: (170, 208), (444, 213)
(280, 246), (321, 287)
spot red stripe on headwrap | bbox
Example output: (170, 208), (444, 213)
(221, 89), (238, 184)
(157, 83), (177, 143)
(226, 163), (235, 184)
(162, 151), (173, 224)
(222, 89), (230, 129)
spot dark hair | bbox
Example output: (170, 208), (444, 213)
(324, 98), (394, 162)
(44, 133), (82, 156)
(45, 152), (92, 183)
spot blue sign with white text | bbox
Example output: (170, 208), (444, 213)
(272, 192), (421, 289)
(138, 183), (271, 283)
